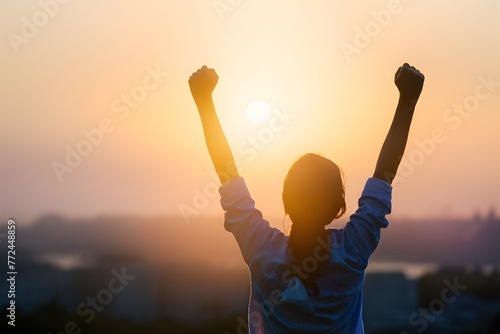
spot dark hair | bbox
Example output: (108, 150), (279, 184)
(283, 153), (346, 294)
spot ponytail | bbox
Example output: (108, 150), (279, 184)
(283, 153), (346, 294)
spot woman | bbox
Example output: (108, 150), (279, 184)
(189, 63), (424, 333)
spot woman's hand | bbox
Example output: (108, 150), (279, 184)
(189, 65), (219, 103)
(395, 63), (425, 105)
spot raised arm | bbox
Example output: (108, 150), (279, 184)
(373, 63), (425, 184)
(189, 65), (239, 184)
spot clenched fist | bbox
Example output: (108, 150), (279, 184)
(395, 63), (424, 103)
(189, 65), (219, 102)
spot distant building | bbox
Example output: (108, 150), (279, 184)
(363, 272), (418, 333)
(156, 264), (249, 322)
(488, 207), (497, 222)
(71, 263), (159, 323)
(428, 294), (500, 333)
(0, 257), (159, 323)
(12, 262), (76, 313)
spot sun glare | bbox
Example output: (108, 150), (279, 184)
(246, 100), (272, 124)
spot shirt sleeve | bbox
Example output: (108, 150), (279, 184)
(219, 177), (278, 265)
(341, 177), (392, 270)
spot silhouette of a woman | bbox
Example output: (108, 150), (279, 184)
(189, 63), (424, 333)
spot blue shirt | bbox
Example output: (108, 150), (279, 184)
(219, 177), (392, 334)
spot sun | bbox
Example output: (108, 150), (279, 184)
(246, 100), (272, 124)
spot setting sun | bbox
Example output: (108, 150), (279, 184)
(246, 100), (272, 124)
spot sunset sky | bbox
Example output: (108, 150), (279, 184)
(1, 0), (499, 227)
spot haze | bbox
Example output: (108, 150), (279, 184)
(1, 0), (499, 226)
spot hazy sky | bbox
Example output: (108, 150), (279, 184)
(1, 0), (499, 226)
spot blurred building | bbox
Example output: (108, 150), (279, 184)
(363, 272), (418, 333)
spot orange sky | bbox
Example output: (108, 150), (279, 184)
(1, 0), (499, 226)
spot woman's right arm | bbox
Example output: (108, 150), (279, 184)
(189, 65), (240, 184)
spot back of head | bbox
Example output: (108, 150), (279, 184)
(282, 153), (346, 294)
(283, 153), (346, 225)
